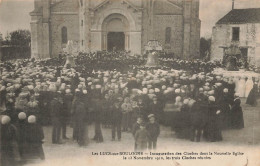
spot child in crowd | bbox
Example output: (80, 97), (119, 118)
(134, 122), (149, 151)
(132, 117), (143, 150)
(146, 114), (160, 150)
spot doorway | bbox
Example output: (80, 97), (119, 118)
(240, 48), (248, 68)
(107, 32), (125, 51)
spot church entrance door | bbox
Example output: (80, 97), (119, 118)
(102, 13), (130, 51)
(107, 32), (125, 51)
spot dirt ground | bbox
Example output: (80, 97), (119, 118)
(25, 98), (260, 166)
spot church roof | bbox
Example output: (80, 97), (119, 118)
(216, 8), (260, 24)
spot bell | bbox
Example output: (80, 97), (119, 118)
(145, 51), (159, 67)
(64, 54), (76, 67)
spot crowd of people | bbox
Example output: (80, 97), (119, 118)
(0, 51), (260, 165)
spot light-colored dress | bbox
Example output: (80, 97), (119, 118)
(234, 77), (240, 93)
(237, 78), (246, 97)
(245, 77), (254, 98)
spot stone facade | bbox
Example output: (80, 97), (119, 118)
(211, 23), (260, 66)
(211, 8), (260, 67)
(30, 0), (200, 59)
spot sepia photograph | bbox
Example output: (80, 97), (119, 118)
(0, 0), (260, 166)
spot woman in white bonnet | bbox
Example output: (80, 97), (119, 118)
(1, 115), (20, 165)
(237, 76), (246, 97)
(26, 115), (45, 160)
(233, 76), (240, 93)
(245, 76), (254, 98)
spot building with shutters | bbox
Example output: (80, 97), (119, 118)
(211, 8), (260, 67)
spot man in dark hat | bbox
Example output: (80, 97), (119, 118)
(71, 90), (89, 146)
(50, 92), (63, 144)
(149, 97), (163, 123)
(111, 99), (122, 141)
(61, 89), (73, 139)
(92, 85), (104, 143)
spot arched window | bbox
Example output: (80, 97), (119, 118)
(165, 27), (171, 44)
(61, 27), (68, 44)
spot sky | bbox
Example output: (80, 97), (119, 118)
(0, 0), (260, 38)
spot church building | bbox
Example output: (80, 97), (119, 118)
(30, 0), (200, 59)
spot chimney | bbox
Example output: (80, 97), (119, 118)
(232, 0), (235, 10)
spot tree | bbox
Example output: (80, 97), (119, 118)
(9, 29), (31, 47)
(200, 37), (211, 61)
(1, 32), (11, 45)
(1, 30), (31, 60)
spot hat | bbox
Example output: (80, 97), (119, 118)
(27, 85), (34, 90)
(28, 115), (36, 123)
(208, 96), (215, 102)
(208, 90), (214, 95)
(176, 96), (182, 102)
(203, 86), (210, 91)
(173, 83), (178, 88)
(65, 89), (71, 94)
(183, 99), (189, 105)
(175, 89), (181, 94)
(149, 89), (155, 94)
(79, 77), (85, 82)
(223, 88), (228, 93)
(1, 115), (11, 125)
(188, 99), (196, 107)
(49, 84), (57, 92)
(162, 85), (166, 90)
(96, 85), (101, 89)
(147, 84), (152, 89)
(83, 90), (87, 94)
(148, 114), (155, 119)
(78, 84), (83, 89)
(18, 112), (27, 120)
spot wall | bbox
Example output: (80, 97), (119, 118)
(255, 24), (260, 66)
(189, 0), (200, 58)
(89, 0), (142, 54)
(152, 0), (184, 57)
(211, 23), (260, 66)
(50, 0), (79, 57)
(30, 0), (201, 58)
(50, 14), (79, 57)
(153, 15), (183, 56)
